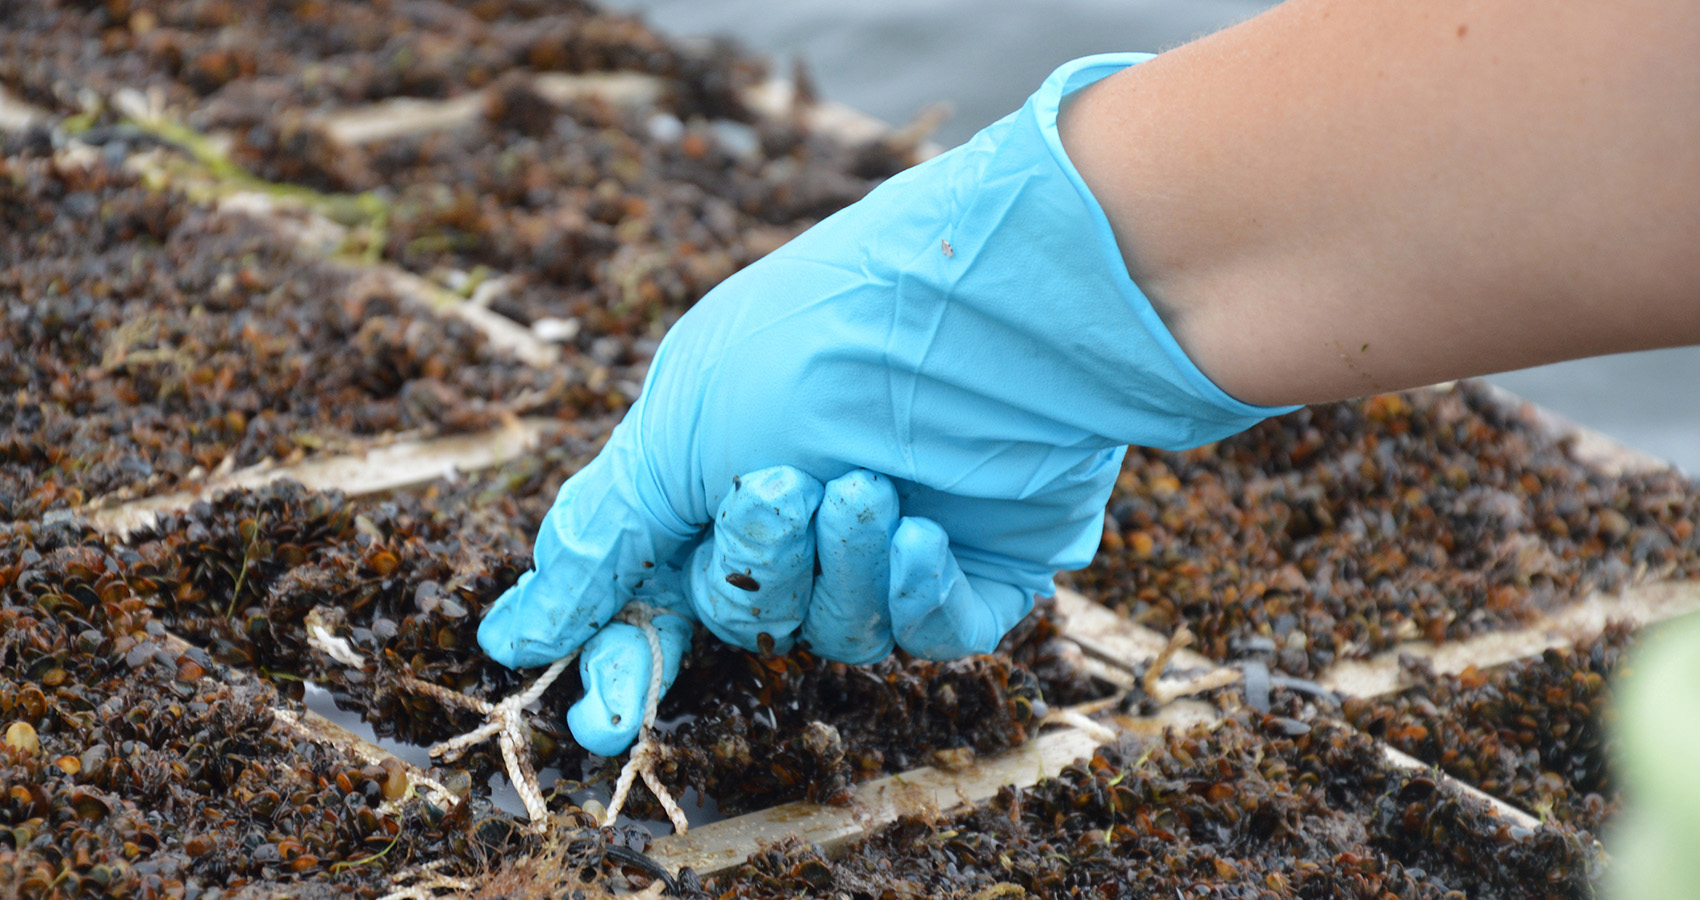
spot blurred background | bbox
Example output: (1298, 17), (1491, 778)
(606, 0), (1699, 474)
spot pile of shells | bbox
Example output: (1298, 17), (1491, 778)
(0, 519), (540, 900)
(108, 458), (1109, 823)
(0, 153), (576, 521)
(133, 483), (544, 777)
(6, 449), (1094, 895)
(632, 595), (1106, 818)
(697, 709), (1597, 900)
(1347, 624), (1637, 837)
(1, 0), (923, 527)
(363, 75), (911, 336)
(1069, 383), (1700, 674)
(0, 1), (745, 126)
(1, 0), (916, 374)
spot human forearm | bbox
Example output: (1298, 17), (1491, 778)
(1060, 0), (1700, 406)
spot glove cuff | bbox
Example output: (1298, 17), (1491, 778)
(1016, 54), (1302, 445)
(1033, 55), (1301, 430)
(798, 52), (1294, 453)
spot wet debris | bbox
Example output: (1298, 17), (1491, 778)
(0, 155), (579, 522)
(0, 520), (543, 900)
(21, 464), (1107, 843)
(0, 3), (1674, 898)
(1070, 384), (1700, 674)
(1347, 623), (1638, 837)
(697, 711), (1599, 900)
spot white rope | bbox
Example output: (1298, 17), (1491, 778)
(399, 655), (574, 826)
(618, 603), (670, 731)
(602, 741), (649, 830)
(295, 610), (480, 813)
(398, 600), (688, 833)
(601, 602), (689, 833)
(397, 772), (459, 815)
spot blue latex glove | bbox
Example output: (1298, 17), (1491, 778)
(479, 53), (1298, 756)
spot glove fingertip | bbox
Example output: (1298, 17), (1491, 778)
(568, 625), (648, 756)
(805, 470), (900, 665)
(889, 517), (959, 660)
(727, 465), (825, 530)
(568, 615), (695, 757)
(818, 469), (899, 525)
(890, 517), (952, 593)
(691, 467), (822, 654)
(568, 687), (641, 759)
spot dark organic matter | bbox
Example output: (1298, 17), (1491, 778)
(0, 155), (578, 522)
(1347, 624), (1636, 837)
(0, 520), (542, 900)
(698, 712), (1599, 900)
(1070, 385), (1699, 674)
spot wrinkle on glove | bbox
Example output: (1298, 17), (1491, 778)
(652, 53), (1298, 605)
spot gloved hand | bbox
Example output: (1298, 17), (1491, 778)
(478, 53), (1297, 756)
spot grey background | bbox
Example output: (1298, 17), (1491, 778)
(610, 0), (1699, 474)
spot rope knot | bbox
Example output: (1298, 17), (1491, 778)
(397, 599), (689, 834)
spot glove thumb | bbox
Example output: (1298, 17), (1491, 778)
(479, 421), (698, 668)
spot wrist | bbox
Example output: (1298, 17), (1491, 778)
(1055, 57), (1282, 411)
(1027, 55), (1302, 436)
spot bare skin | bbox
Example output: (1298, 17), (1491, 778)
(1059, 0), (1700, 406)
